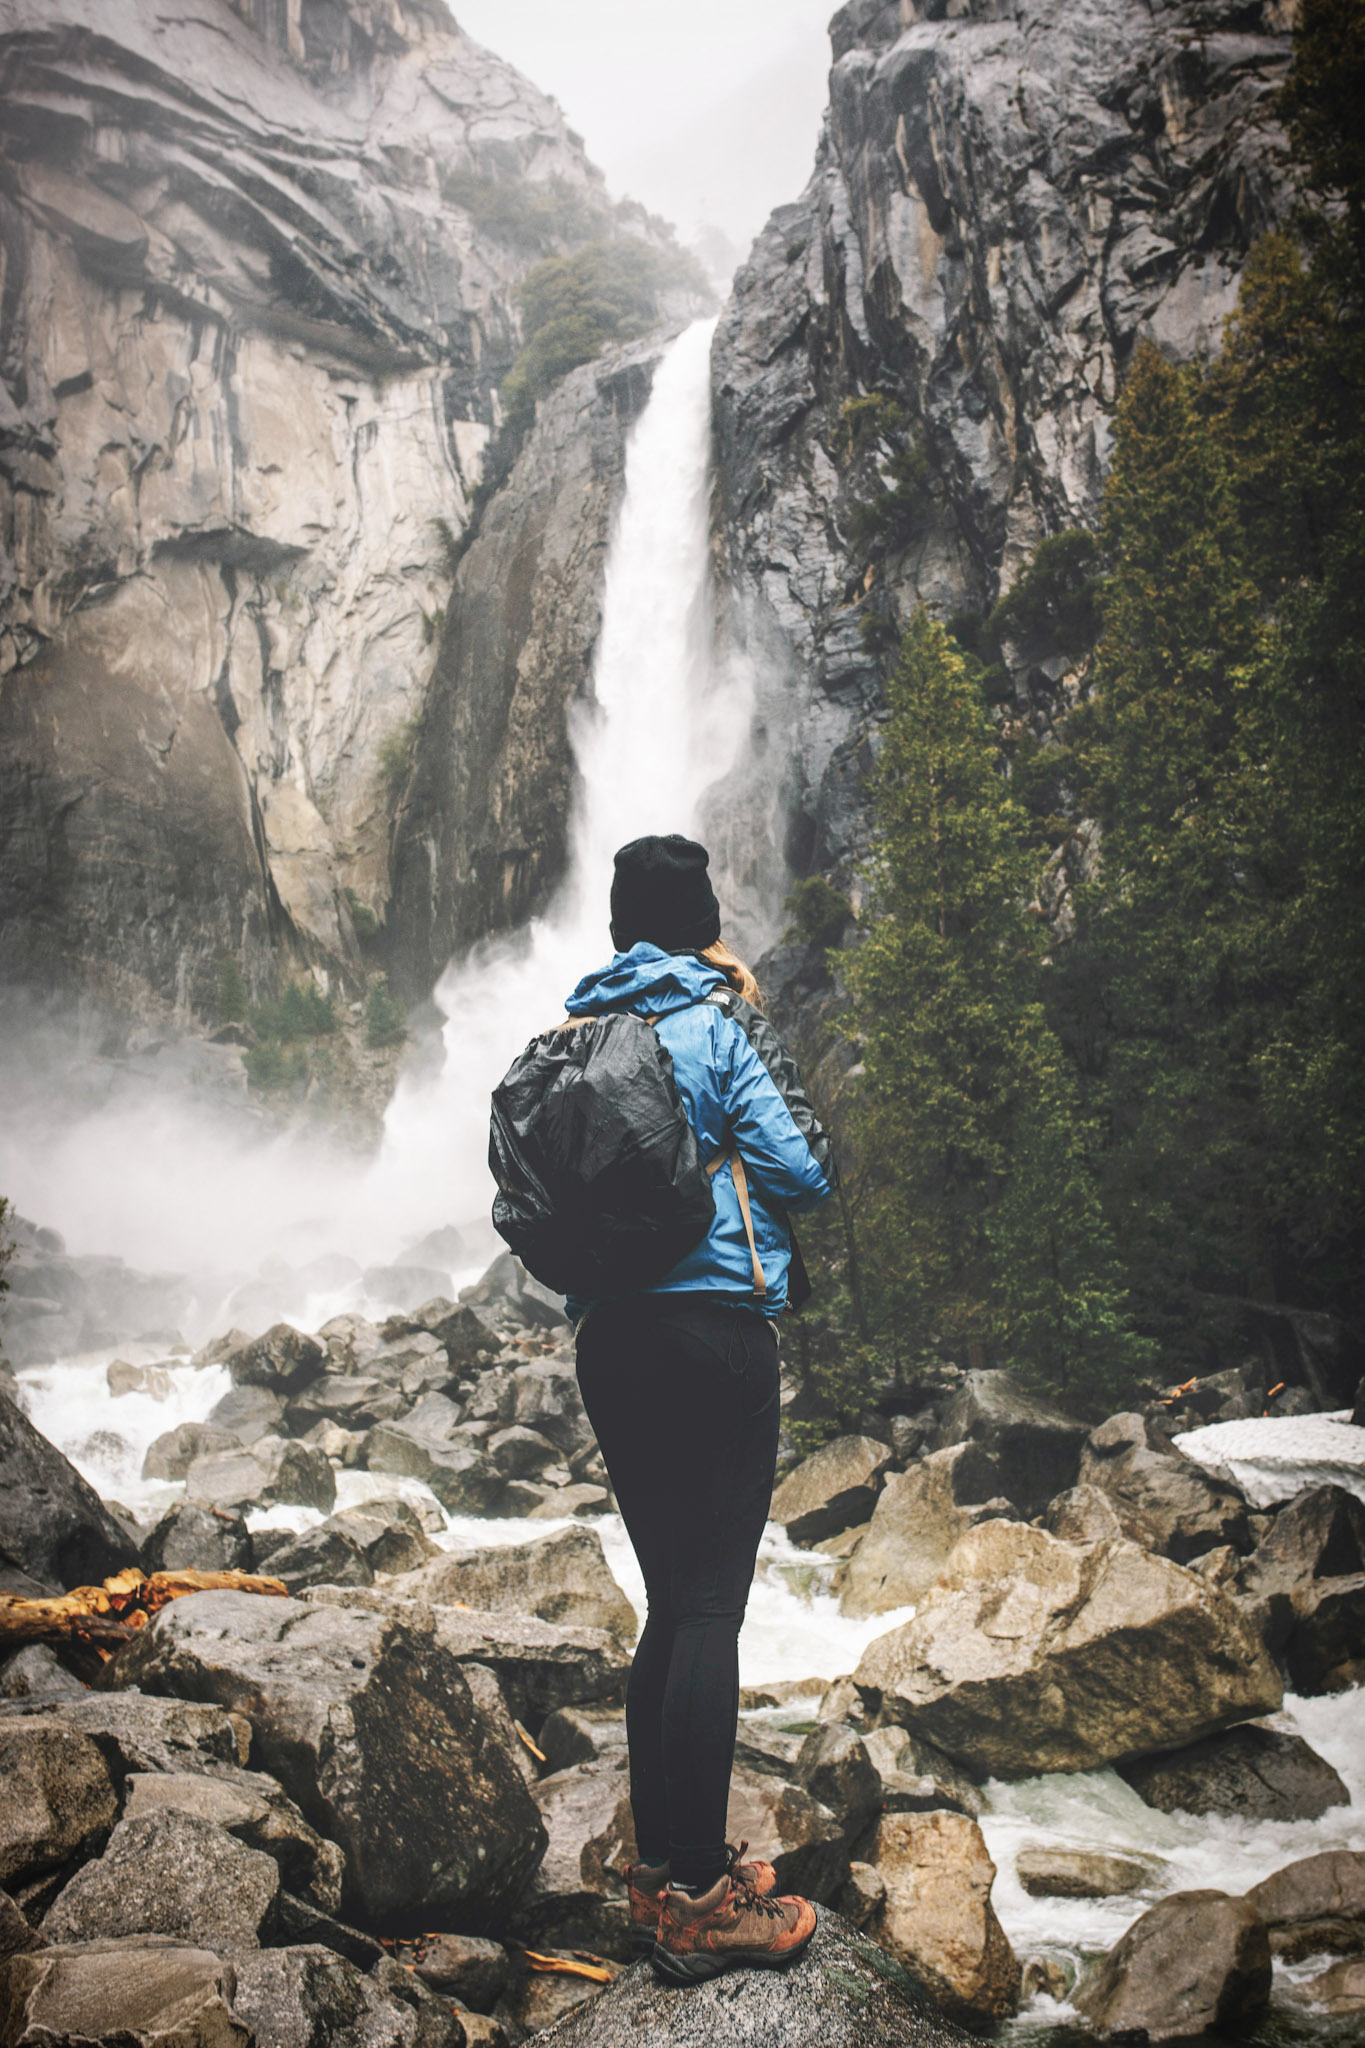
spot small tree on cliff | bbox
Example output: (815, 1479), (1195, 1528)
(844, 611), (1147, 1401)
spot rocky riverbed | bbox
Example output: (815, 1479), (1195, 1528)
(2, 1221), (1364, 2045)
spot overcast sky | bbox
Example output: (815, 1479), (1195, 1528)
(451, 0), (837, 274)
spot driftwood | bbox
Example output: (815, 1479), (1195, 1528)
(0, 1566), (288, 1668)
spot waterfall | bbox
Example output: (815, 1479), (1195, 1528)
(367, 316), (744, 1248)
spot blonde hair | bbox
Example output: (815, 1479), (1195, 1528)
(701, 939), (763, 1011)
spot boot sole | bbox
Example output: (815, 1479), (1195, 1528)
(651, 1925), (815, 1984)
(627, 1925), (658, 1958)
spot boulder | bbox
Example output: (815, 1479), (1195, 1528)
(863, 1811), (1020, 2029)
(0, 1646), (85, 1704)
(538, 1707), (627, 1774)
(933, 1371), (1087, 1514)
(0, 1888), (43, 1960)
(1236, 1485), (1365, 1692)
(1118, 1722), (1350, 1821)
(207, 1384), (286, 1445)
(124, 1769), (344, 1912)
(853, 1522), (1283, 1777)
(1285, 1955), (1365, 2016)
(527, 1482), (610, 1518)
(107, 1360), (176, 1400)
(1044, 1484), (1124, 1545)
(0, 1720), (118, 1897)
(398, 1932), (508, 2009)
(770, 1436), (893, 1545)
(42, 1807), (280, 1949)
(0, 1693), (246, 1776)
(838, 1445), (1015, 1617)
(793, 1724), (881, 1835)
(486, 1424), (559, 1479)
(142, 1422), (242, 1481)
(1245, 1849), (1365, 1961)
(510, 1361), (592, 1457)
(540, 1908), (974, 2046)
(140, 1501), (255, 1576)
(0, 1390), (138, 1591)
(835, 1862), (886, 1929)
(364, 1422), (505, 1516)
(492, 1951), (616, 2037)
(389, 1526), (637, 1647)
(1015, 1847), (1152, 1899)
(317, 1313), (385, 1373)
(185, 1436), (336, 1515)
(510, 1753), (635, 1958)
(230, 1943), (464, 2048)
(108, 1589), (547, 1925)
(224, 1324), (327, 1395)
(323, 1505), (437, 1577)
(1283, 1574), (1365, 1694)
(1079, 1411), (1250, 1562)
(285, 1375), (407, 1434)
(1073, 1889), (1272, 2040)
(859, 1726), (983, 1819)
(724, 1765), (848, 1903)
(0, 1938), (248, 2048)
(464, 1369), (516, 1426)
(260, 1525), (373, 1594)
(382, 1300), (499, 1366)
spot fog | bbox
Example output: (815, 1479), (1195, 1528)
(453, 0), (835, 271)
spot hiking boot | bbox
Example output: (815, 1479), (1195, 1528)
(627, 1843), (779, 1957)
(652, 1866), (816, 1982)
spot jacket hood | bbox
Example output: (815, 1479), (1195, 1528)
(565, 943), (728, 1019)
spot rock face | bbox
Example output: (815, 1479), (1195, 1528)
(1074, 1889), (1272, 2041)
(853, 1520), (1282, 1776)
(0, 1938), (248, 2048)
(525, 1907), (975, 2048)
(863, 1811), (1020, 2030)
(932, 1372), (1086, 1515)
(0, 0), (637, 1012)
(709, 0), (1293, 921)
(123, 1769), (344, 1912)
(107, 1588), (547, 1927)
(0, 1389), (138, 1592)
(839, 1443), (1014, 1617)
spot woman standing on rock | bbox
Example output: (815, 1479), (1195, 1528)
(558, 834), (836, 1981)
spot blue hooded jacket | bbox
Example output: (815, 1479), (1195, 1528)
(562, 944), (837, 1317)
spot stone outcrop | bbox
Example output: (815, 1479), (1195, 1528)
(862, 1810), (1020, 2030)
(1235, 1484), (1365, 1694)
(1074, 1889), (1272, 2041)
(853, 1520), (1282, 1776)
(0, 1390), (138, 1593)
(839, 1443), (1015, 1617)
(709, 0), (1293, 919)
(932, 1372), (1086, 1515)
(390, 1526), (638, 1648)
(123, 1769), (344, 1913)
(231, 1943), (465, 2048)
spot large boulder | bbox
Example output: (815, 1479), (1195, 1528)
(0, 1719), (118, 1900)
(838, 1445), (1015, 1617)
(0, 1938), (248, 2048)
(1118, 1722), (1350, 1821)
(859, 1726), (983, 1819)
(863, 1811), (1019, 2030)
(206, 1385), (286, 1445)
(932, 1371), (1087, 1514)
(42, 1807), (280, 1949)
(363, 1421), (505, 1516)
(260, 1525), (373, 1594)
(231, 1944), (464, 2048)
(0, 1693), (245, 1777)
(185, 1437), (335, 1515)
(0, 1390), (137, 1591)
(770, 1436), (893, 1545)
(1245, 1849), (1365, 1960)
(140, 1502), (255, 1576)
(142, 1422), (242, 1482)
(107, 1589), (547, 1927)
(1073, 1889), (1272, 2040)
(1015, 1847), (1151, 1899)
(1078, 1412), (1251, 1561)
(323, 1503), (436, 1578)
(724, 1766), (848, 1903)
(124, 1770), (344, 1912)
(381, 1300), (499, 1366)
(285, 1375), (408, 1434)
(510, 1753), (635, 1959)
(531, 1906), (975, 2047)
(224, 1324), (327, 1395)
(389, 1526), (637, 1647)
(1236, 1485), (1365, 1693)
(853, 1522), (1282, 1777)
(792, 1725), (881, 1836)
(509, 1360), (592, 1458)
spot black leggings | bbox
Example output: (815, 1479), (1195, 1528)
(575, 1294), (780, 1891)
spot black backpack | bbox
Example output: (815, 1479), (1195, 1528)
(488, 1002), (766, 1300)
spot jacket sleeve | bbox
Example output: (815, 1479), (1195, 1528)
(714, 999), (838, 1211)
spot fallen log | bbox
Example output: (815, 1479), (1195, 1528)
(0, 1566), (288, 1662)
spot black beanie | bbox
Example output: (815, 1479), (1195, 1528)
(610, 834), (721, 953)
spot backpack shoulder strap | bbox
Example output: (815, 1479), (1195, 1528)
(706, 1147), (766, 1298)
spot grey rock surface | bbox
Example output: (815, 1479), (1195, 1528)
(1118, 1722), (1351, 1823)
(1073, 1888), (1272, 2040)
(0, 1718), (117, 1897)
(231, 1942), (464, 2048)
(839, 1443), (1015, 1616)
(390, 1525), (638, 1648)
(0, 1937), (248, 2048)
(1015, 1846), (1153, 1899)
(123, 1769), (344, 1913)
(140, 1500), (256, 1577)
(1078, 1411), (1251, 1562)
(510, 1752), (636, 1960)
(41, 1806), (280, 1950)
(932, 1372), (1086, 1515)
(0, 1692), (246, 1777)
(142, 1423), (244, 1484)
(0, 1389), (138, 1591)
(532, 1907), (973, 2046)
(1245, 1849), (1365, 1962)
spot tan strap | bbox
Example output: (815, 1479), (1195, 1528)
(707, 1148), (766, 1297)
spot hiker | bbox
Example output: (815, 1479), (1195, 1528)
(496, 832), (837, 1981)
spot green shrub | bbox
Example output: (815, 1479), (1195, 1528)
(365, 976), (407, 1049)
(213, 955), (248, 1024)
(784, 876), (853, 951)
(440, 169), (605, 254)
(378, 721), (419, 795)
(251, 981), (336, 1044)
(988, 530), (1101, 656)
(345, 889), (382, 947)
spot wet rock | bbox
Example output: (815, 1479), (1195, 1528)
(390, 1526), (637, 1647)
(1015, 1847), (1152, 1899)
(1236, 1485), (1365, 1692)
(0, 1720), (118, 1897)
(0, 1390), (138, 1591)
(1074, 1889), (1272, 2040)
(1245, 1849), (1365, 1961)
(124, 1770), (344, 1912)
(510, 1361), (592, 1458)
(185, 1436), (336, 1515)
(933, 1372), (1086, 1515)
(839, 1444), (1016, 1616)
(0, 1692), (246, 1776)
(285, 1375), (408, 1434)
(107, 1359), (175, 1400)
(364, 1420), (506, 1516)
(231, 1943), (464, 2048)
(0, 1937), (248, 2048)
(207, 1385), (286, 1445)
(1119, 1722), (1350, 1822)
(261, 1525), (374, 1594)
(854, 1522), (1282, 1777)
(224, 1325), (327, 1397)
(859, 1726), (984, 1819)
(863, 1810), (1019, 2030)
(42, 1806), (279, 1949)
(140, 1501), (256, 1576)
(142, 1422), (243, 1483)
(725, 1765), (848, 1903)
(770, 1436), (893, 1544)
(539, 1905), (973, 2045)
(794, 1724), (881, 1835)
(383, 1300), (500, 1366)
(323, 1504), (437, 1577)
(493, 1948), (617, 2038)
(835, 1861), (886, 1929)
(0, 1886), (44, 1960)
(510, 1753), (635, 1958)
(1079, 1412), (1251, 1562)
(109, 1588), (547, 1926)
(0, 1646), (86, 1703)
(317, 1314), (384, 1374)
(1285, 1955), (1365, 2016)
(401, 1932), (508, 2009)
(1045, 1484), (1124, 1545)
